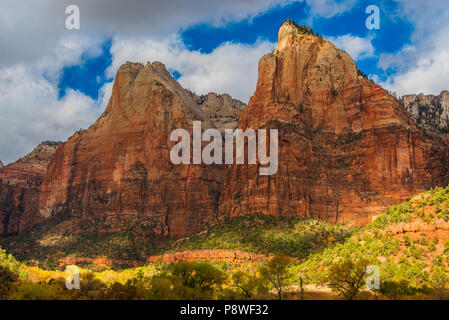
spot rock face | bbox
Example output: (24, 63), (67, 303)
(403, 91), (449, 133)
(0, 160), (3, 168)
(219, 19), (449, 226)
(188, 91), (246, 133)
(0, 141), (61, 187)
(8, 20), (449, 241)
(57, 249), (267, 267)
(146, 249), (267, 264)
(0, 142), (60, 235)
(39, 62), (227, 238)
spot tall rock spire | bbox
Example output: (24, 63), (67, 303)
(39, 61), (225, 238)
(219, 20), (449, 226)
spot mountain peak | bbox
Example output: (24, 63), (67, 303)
(277, 19), (316, 51)
(279, 19), (315, 35)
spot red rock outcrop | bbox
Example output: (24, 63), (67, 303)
(58, 257), (144, 268)
(57, 249), (267, 267)
(218, 19), (449, 226)
(39, 62), (226, 238)
(14, 20), (449, 243)
(0, 141), (61, 187)
(403, 91), (449, 133)
(189, 91), (246, 133)
(0, 142), (60, 235)
(146, 249), (267, 264)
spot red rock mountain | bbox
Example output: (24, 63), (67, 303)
(219, 20), (449, 226)
(0, 142), (60, 235)
(403, 91), (449, 133)
(190, 91), (246, 133)
(39, 62), (241, 238)
(3, 20), (449, 239)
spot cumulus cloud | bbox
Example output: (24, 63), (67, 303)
(0, 0), (301, 164)
(328, 34), (375, 61)
(0, 65), (100, 164)
(379, 0), (449, 96)
(0, 0), (290, 164)
(0, 32), (106, 164)
(305, 0), (358, 19)
(0, 0), (293, 69)
(108, 35), (275, 102)
(3, 0), (426, 164)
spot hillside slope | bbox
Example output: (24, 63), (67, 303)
(300, 186), (449, 289)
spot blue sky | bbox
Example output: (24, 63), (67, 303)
(58, 0), (414, 102)
(1, 0), (448, 163)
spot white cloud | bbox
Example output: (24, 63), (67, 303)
(98, 81), (114, 110)
(305, 0), (358, 19)
(0, 33), (104, 164)
(0, 0), (293, 69)
(0, 0), (289, 164)
(379, 0), (449, 96)
(328, 34), (375, 61)
(108, 35), (275, 102)
(0, 64), (100, 164)
(0, 0), (387, 164)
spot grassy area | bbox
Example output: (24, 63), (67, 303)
(298, 186), (449, 291)
(0, 212), (357, 269)
(0, 213), (165, 268)
(3, 187), (449, 299)
(164, 213), (356, 260)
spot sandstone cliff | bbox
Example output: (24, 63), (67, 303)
(403, 91), (449, 133)
(14, 20), (449, 241)
(0, 141), (60, 235)
(0, 160), (3, 168)
(188, 91), (246, 133)
(39, 62), (227, 238)
(57, 249), (266, 268)
(219, 19), (449, 226)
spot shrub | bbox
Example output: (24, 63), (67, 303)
(259, 254), (292, 300)
(325, 258), (370, 300)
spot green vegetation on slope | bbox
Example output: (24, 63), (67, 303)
(298, 186), (449, 293)
(0, 212), (357, 269)
(3, 187), (449, 299)
(0, 213), (167, 268)
(164, 213), (356, 260)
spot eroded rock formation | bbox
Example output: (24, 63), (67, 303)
(189, 91), (246, 133)
(5, 20), (449, 241)
(0, 142), (60, 235)
(39, 62), (228, 238)
(146, 249), (267, 264)
(219, 19), (449, 226)
(403, 91), (449, 133)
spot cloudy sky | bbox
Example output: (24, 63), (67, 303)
(0, 0), (448, 164)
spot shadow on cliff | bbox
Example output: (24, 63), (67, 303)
(1, 212), (358, 269)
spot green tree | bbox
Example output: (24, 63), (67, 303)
(0, 265), (18, 299)
(379, 279), (417, 299)
(9, 281), (72, 300)
(259, 254), (292, 300)
(429, 260), (449, 300)
(171, 261), (226, 292)
(326, 258), (370, 300)
(231, 270), (268, 299)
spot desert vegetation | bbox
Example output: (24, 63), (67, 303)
(2, 187), (449, 300)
